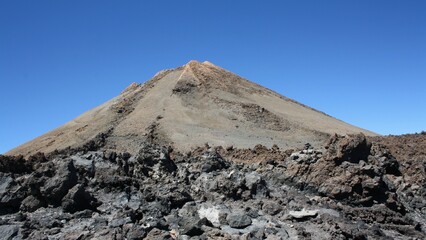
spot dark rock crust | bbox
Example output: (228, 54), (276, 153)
(0, 133), (425, 239)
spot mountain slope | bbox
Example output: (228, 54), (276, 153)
(7, 60), (376, 157)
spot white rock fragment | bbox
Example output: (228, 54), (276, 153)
(288, 209), (319, 220)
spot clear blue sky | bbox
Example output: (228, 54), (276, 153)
(1, 1), (425, 154)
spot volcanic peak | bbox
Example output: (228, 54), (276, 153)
(6, 60), (377, 157)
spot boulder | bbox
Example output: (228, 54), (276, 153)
(0, 225), (19, 240)
(197, 204), (230, 227)
(41, 160), (78, 204)
(244, 172), (269, 197)
(20, 195), (45, 212)
(262, 201), (282, 215)
(110, 217), (132, 228)
(226, 214), (252, 229)
(61, 184), (100, 213)
(136, 145), (177, 178)
(125, 225), (147, 240)
(180, 217), (212, 236)
(71, 155), (95, 177)
(0, 155), (30, 174)
(0, 173), (26, 213)
(144, 228), (172, 240)
(288, 209), (318, 221)
(325, 134), (371, 164)
(200, 151), (229, 173)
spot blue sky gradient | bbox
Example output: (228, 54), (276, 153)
(1, 1), (425, 154)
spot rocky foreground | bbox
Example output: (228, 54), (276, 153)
(1, 134), (425, 239)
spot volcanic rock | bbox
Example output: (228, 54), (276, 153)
(226, 213), (252, 229)
(41, 159), (78, 205)
(0, 225), (19, 240)
(0, 136), (425, 238)
(288, 209), (319, 221)
(61, 184), (99, 213)
(0, 173), (25, 213)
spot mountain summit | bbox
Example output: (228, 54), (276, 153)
(7, 60), (376, 157)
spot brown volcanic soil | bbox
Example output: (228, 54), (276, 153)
(370, 133), (426, 192)
(373, 133), (426, 193)
(370, 133), (426, 162)
(7, 60), (376, 158)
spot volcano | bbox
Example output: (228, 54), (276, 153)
(7, 60), (375, 157)
(2, 61), (425, 239)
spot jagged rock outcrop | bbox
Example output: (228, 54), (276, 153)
(0, 134), (424, 239)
